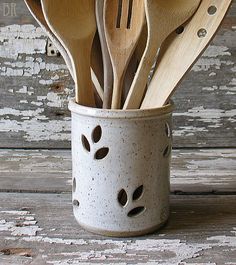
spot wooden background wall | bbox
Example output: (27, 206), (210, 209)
(0, 0), (235, 149)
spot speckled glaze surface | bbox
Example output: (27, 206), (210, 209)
(69, 100), (173, 237)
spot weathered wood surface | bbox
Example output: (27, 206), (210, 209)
(0, 193), (235, 265)
(0, 0), (235, 148)
(0, 149), (235, 194)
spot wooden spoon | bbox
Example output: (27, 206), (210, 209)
(41, 0), (97, 107)
(141, 0), (232, 109)
(124, 0), (201, 109)
(104, 0), (145, 109)
(25, 0), (104, 105)
(96, 0), (113, 109)
(24, 0), (74, 80)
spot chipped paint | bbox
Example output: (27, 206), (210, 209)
(174, 107), (236, 121)
(0, 24), (74, 143)
(0, 25), (46, 60)
(1, 56), (68, 77)
(0, 18), (235, 148)
(0, 210), (42, 236)
(0, 117), (71, 141)
(0, 187), (235, 264)
(192, 45), (234, 72)
(173, 107), (236, 137)
(4, 232), (236, 265)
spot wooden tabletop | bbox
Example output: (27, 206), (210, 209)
(0, 148), (235, 265)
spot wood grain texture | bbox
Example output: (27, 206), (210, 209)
(142, 0), (233, 109)
(41, 0), (96, 106)
(24, 0), (75, 81)
(0, 149), (235, 194)
(124, 0), (202, 109)
(0, 0), (235, 148)
(0, 192), (235, 264)
(104, 0), (145, 109)
(96, 0), (113, 109)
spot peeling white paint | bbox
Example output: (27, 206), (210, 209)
(1, 210), (31, 215)
(192, 58), (234, 72)
(0, 210), (42, 236)
(174, 107), (236, 125)
(9, 234), (233, 265)
(203, 45), (231, 58)
(0, 56), (68, 77)
(0, 118), (71, 141)
(0, 25), (46, 60)
(1, 205), (235, 265)
(192, 45), (233, 72)
(16, 86), (34, 95)
(173, 126), (208, 137)
(0, 22), (235, 147)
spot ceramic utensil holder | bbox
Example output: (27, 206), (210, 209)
(69, 100), (173, 237)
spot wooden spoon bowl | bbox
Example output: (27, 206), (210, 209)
(41, 0), (97, 107)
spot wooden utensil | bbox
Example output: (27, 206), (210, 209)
(24, 0), (74, 80)
(123, 22), (148, 105)
(96, 0), (113, 109)
(141, 0), (232, 109)
(124, 0), (201, 109)
(25, 0), (104, 105)
(41, 0), (97, 107)
(104, 0), (145, 109)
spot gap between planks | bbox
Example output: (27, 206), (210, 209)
(0, 148), (235, 194)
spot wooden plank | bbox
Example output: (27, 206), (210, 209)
(0, 149), (235, 193)
(0, 0), (235, 148)
(0, 193), (235, 264)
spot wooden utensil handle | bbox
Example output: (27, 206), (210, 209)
(141, 0), (233, 109)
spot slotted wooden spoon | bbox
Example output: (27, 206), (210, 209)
(104, 0), (145, 109)
(41, 0), (97, 107)
(141, 0), (232, 109)
(124, 0), (201, 109)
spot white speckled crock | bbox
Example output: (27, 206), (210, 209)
(69, 100), (173, 237)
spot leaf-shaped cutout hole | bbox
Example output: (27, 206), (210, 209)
(165, 122), (171, 138)
(118, 189), (128, 207)
(72, 178), (76, 193)
(133, 185), (144, 201)
(94, 147), (109, 160)
(81, 135), (90, 152)
(163, 145), (171, 158)
(92, 126), (102, 143)
(128, 207), (146, 218)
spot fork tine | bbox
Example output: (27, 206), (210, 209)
(127, 0), (134, 28)
(120, 0), (130, 28)
(116, 0), (123, 28)
(130, 0), (144, 31)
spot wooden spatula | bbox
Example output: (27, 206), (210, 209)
(41, 0), (97, 107)
(104, 0), (145, 109)
(141, 0), (233, 109)
(24, 0), (74, 80)
(124, 0), (201, 109)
